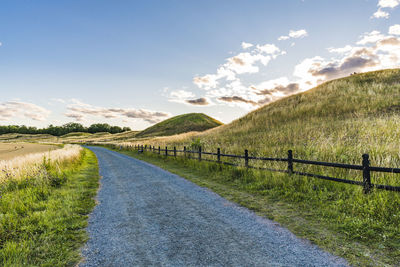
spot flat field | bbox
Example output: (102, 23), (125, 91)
(0, 143), (58, 160)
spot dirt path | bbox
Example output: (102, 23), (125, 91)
(81, 147), (348, 266)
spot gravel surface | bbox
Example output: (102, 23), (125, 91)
(80, 147), (349, 267)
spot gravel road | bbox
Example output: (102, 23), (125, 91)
(80, 147), (349, 267)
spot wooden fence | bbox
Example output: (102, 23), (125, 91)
(130, 144), (400, 194)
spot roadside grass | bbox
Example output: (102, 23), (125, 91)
(115, 147), (400, 267)
(0, 148), (99, 266)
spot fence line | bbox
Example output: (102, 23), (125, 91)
(127, 144), (400, 194)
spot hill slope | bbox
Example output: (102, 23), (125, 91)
(135, 113), (222, 138)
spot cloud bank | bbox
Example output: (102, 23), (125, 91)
(0, 101), (51, 121)
(65, 100), (170, 123)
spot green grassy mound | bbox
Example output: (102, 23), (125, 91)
(61, 132), (92, 138)
(135, 113), (223, 138)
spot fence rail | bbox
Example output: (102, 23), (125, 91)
(129, 144), (400, 194)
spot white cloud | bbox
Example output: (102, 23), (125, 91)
(256, 44), (280, 54)
(278, 29), (308, 40)
(372, 9), (389, 18)
(226, 52), (268, 74)
(357, 30), (385, 45)
(169, 90), (195, 99)
(372, 0), (400, 18)
(378, 0), (400, 8)
(289, 29), (308, 38)
(327, 45), (354, 54)
(389, 24), (400, 35)
(278, 35), (290, 41)
(193, 74), (219, 90)
(66, 101), (170, 124)
(0, 101), (51, 121)
(241, 42), (253, 49)
(168, 89), (195, 103)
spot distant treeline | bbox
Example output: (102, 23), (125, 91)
(0, 123), (131, 136)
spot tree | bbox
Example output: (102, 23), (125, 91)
(0, 122), (130, 136)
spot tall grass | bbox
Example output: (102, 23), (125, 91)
(0, 146), (99, 266)
(0, 144), (82, 183)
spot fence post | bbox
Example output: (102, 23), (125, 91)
(165, 146), (168, 157)
(362, 154), (371, 194)
(245, 149), (249, 168)
(217, 148), (221, 163)
(174, 146), (177, 157)
(198, 146), (202, 161)
(158, 146), (160, 154)
(288, 150), (293, 174)
(184, 146), (186, 158)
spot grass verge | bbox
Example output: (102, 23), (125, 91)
(0, 148), (99, 266)
(115, 147), (399, 267)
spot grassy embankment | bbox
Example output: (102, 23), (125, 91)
(0, 145), (99, 266)
(114, 69), (400, 266)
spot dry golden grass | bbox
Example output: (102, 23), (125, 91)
(0, 143), (58, 160)
(0, 144), (83, 183)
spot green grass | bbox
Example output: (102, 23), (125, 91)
(0, 148), (99, 266)
(117, 148), (400, 266)
(135, 113), (223, 138)
(61, 132), (93, 138)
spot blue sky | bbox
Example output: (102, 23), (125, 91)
(1, 0), (399, 129)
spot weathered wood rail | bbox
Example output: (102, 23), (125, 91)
(128, 144), (400, 194)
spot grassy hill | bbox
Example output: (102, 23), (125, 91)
(0, 133), (58, 142)
(123, 69), (400, 265)
(135, 113), (222, 138)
